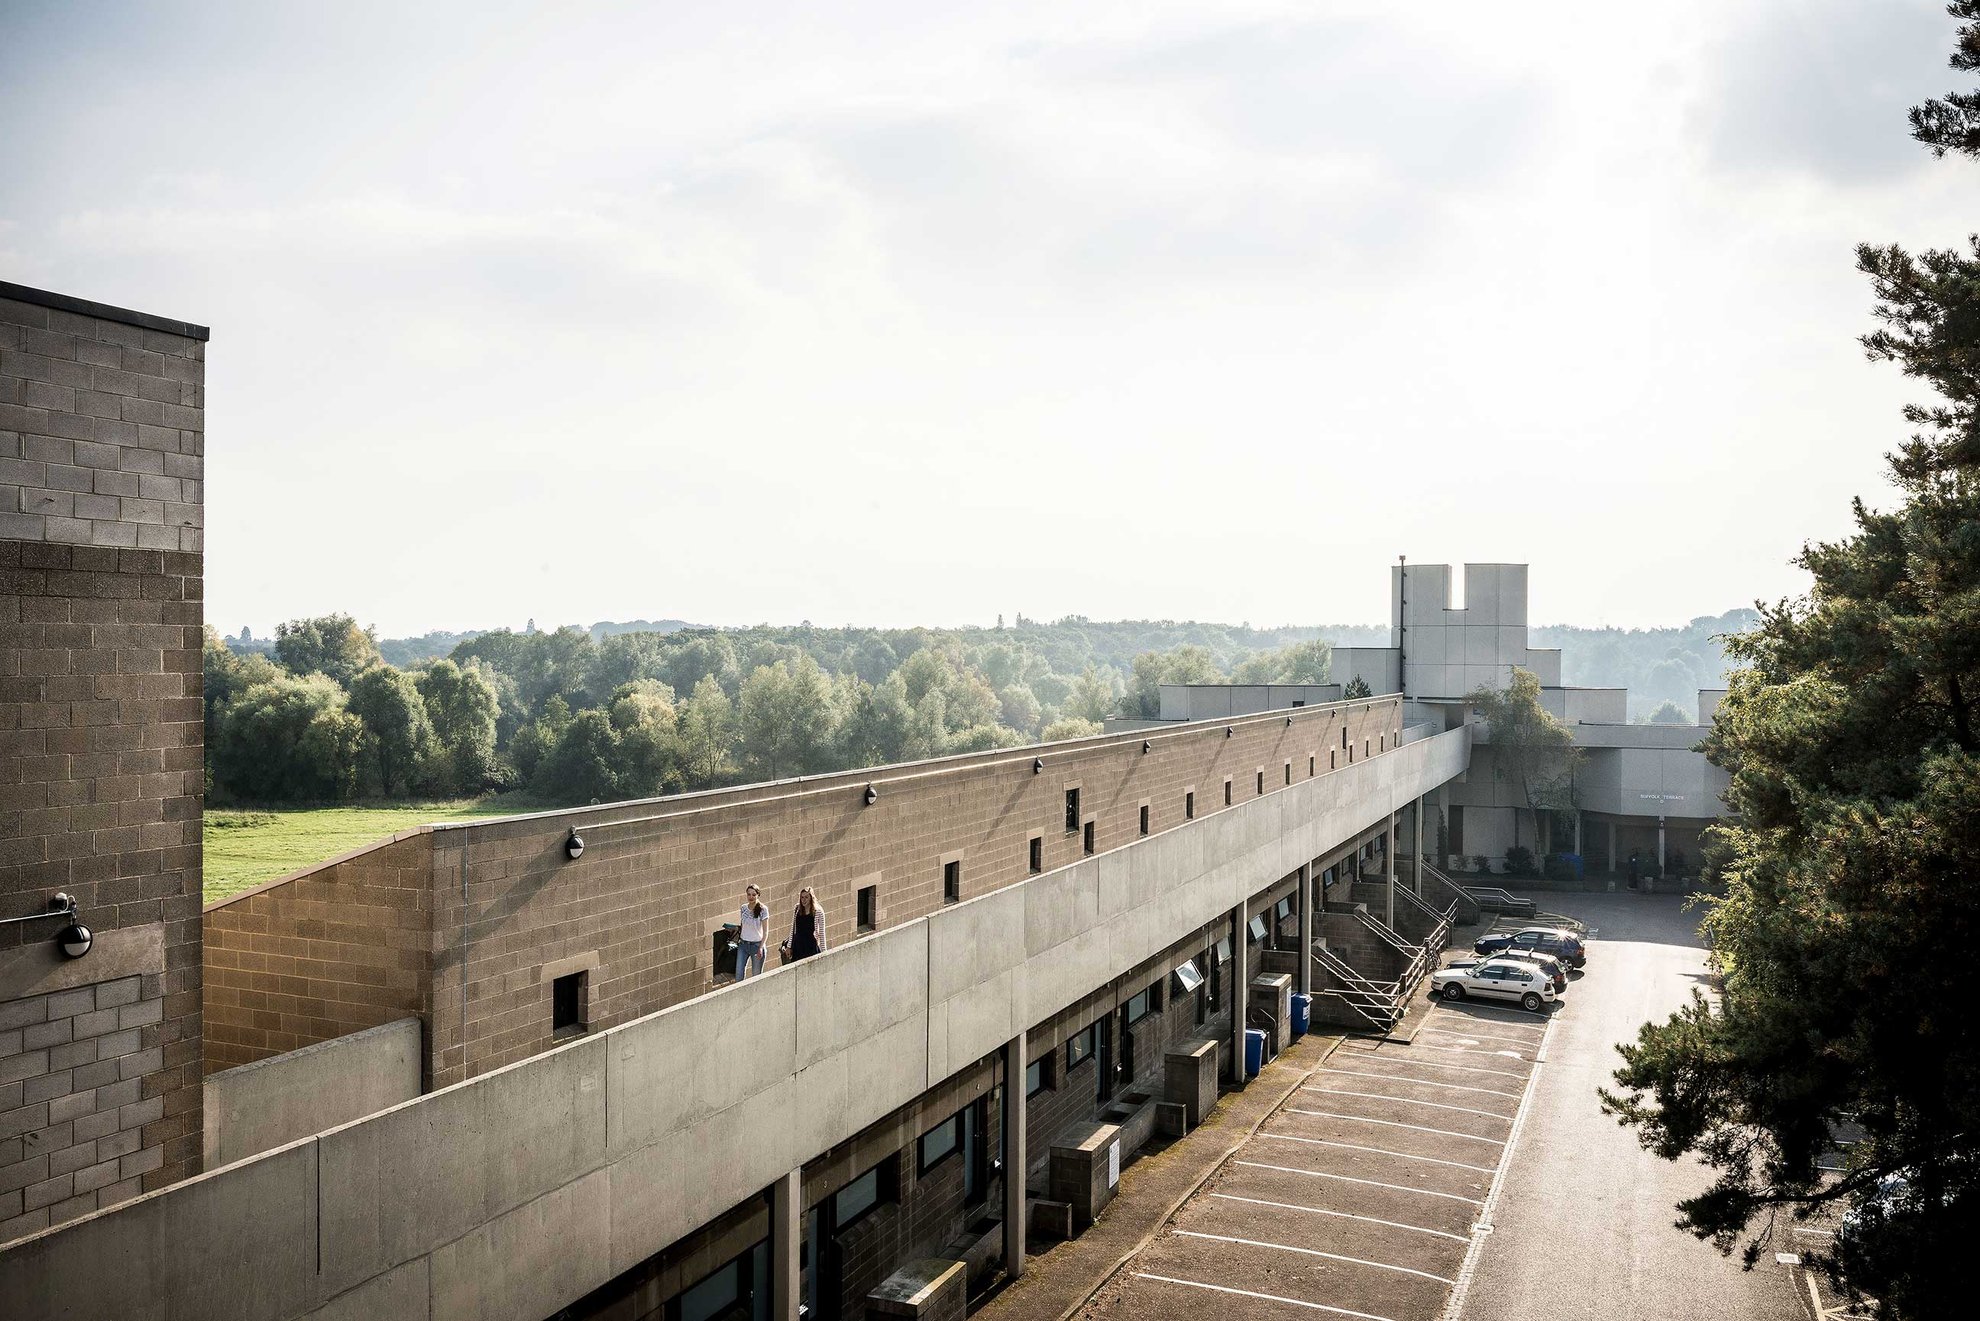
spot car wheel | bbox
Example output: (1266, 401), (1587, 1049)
(1520, 992), (1543, 1012)
(1442, 983), (1465, 1001)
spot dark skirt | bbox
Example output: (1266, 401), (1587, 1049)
(790, 911), (822, 959)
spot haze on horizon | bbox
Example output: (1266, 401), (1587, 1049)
(2, 0), (1967, 638)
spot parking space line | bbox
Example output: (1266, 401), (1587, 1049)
(1138, 1273), (1402, 1321)
(1176, 1230), (1458, 1285)
(1421, 1026), (1543, 1045)
(1322, 1066), (1522, 1099)
(1287, 1108), (1507, 1145)
(1234, 1160), (1487, 1204)
(1348, 1053), (1529, 1079)
(1210, 1193), (1470, 1242)
(1305, 1087), (1514, 1122)
(1403, 1042), (1537, 1059)
(1254, 1132), (1497, 1173)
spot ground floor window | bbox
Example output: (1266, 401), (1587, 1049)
(669, 1240), (769, 1321)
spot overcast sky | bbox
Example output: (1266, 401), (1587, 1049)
(2, 0), (1969, 636)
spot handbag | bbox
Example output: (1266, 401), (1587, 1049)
(777, 941), (792, 965)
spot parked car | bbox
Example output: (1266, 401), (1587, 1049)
(1474, 927), (1587, 969)
(1430, 959), (1557, 1012)
(1447, 951), (1567, 994)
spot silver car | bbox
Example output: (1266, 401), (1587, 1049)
(1430, 958), (1557, 1012)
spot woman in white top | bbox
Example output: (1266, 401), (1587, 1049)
(736, 885), (770, 980)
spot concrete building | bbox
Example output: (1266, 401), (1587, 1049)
(0, 283), (207, 1243)
(1, 284), (1484, 1321)
(1149, 562), (1731, 879)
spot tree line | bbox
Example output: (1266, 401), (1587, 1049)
(201, 619), (1342, 807)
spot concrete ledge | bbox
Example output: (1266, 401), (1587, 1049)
(0, 279), (210, 341)
(204, 1017), (422, 1170)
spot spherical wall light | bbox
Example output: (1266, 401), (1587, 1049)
(564, 829), (586, 861)
(56, 918), (92, 959)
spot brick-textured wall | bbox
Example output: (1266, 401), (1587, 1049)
(0, 284), (207, 1244)
(0, 976), (166, 1236)
(201, 833), (432, 1076)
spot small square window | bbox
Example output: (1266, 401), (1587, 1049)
(1171, 959), (1204, 996)
(943, 859), (961, 904)
(1082, 820), (1096, 856)
(1065, 787), (1081, 833)
(1185, 791), (1195, 820)
(1028, 835), (1043, 875)
(1026, 1056), (1053, 1097)
(1125, 986), (1159, 1026)
(1138, 804), (1150, 837)
(857, 885), (878, 932)
(1247, 913), (1268, 944)
(552, 971), (586, 1035)
(919, 1112), (963, 1172)
(1067, 1023), (1098, 1070)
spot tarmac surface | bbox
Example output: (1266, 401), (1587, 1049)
(1052, 889), (1820, 1321)
(1449, 890), (1809, 1321)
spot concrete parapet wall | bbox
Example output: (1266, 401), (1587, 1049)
(202, 1018), (420, 1171)
(1, 728), (1467, 1321)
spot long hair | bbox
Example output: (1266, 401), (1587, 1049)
(746, 885), (764, 919)
(796, 887), (816, 917)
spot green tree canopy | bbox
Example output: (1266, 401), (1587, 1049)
(345, 665), (436, 797)
(215, 673), (364, 802)
(273, 613), (380, 687)
(1602, 13), (1980, 1316)
(1465, 668), (1578, 847)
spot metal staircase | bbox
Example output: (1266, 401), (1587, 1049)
(1352, 908), (1433, 1002)
(1309, 941), (1405, 1033)
(1394, 884), (1456, 957)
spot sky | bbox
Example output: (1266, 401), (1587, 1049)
(1, 0), (1971, 636)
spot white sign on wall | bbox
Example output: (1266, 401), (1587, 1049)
(1108, 1140), (1120, 1188)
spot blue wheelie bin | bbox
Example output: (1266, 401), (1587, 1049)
(1244, 1028), (1266, 1079)
(1289, 993), (1311, 1040)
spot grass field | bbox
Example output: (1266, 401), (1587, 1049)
(202, 798), (529, 903)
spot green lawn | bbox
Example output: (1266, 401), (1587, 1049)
(202, 798), (528, 903)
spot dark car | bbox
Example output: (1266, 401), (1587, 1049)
(1473, 927), (1587, 968)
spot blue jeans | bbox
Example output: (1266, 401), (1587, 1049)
(736, 939), (764, 980)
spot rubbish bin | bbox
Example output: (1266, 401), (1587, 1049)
(1244, 1028), (1266, 1079)
(1289, 993), (1311, 1040)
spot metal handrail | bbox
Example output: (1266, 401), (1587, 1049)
(1311, 941), (1397, 997)
(1310, 943), (1403, 1030)
(1419, 862), (1483, 920)
(1394, 886), (1454, 951)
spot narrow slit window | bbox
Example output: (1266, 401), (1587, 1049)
(1138, 804), (1150, 836)
(943, 859), (961, 904)
(1224, 779), (1233, 807)
(1185, 791), (1195, 820)
(552, 971), (586, 1034)
(1285, 762), (1292, 786)
(1028, 835), (1043, 874)
(1082, 820), (1096, 856)
(1309, 755), (1316, 776)
(857, 884), (877, 932)
(1255, 770), (1264, 796)
(1064, 787), (1081, 833)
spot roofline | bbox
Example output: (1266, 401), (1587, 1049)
(0, 280), (210, 342)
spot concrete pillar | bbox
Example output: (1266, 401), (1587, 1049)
(1412, 796), (1424, 898)
(1607, 819), (1617, 874)
(773, 1167), (800, 1321)
(1384, 813), (1396, 929)
(1574, 810), (1582, 856)
(1658, 816), (1667, 874)
(1003, 1030), (1027, 1281)
(1296, 864), (1312, 998)
(1230, 905), (1247, 1084)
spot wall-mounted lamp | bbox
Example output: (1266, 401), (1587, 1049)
(1141, 741), (1151, 754)
(863, 784), (879, 806)
(1225, 726), (1234, 738)
(1033, 757), (1044, 774)
(0, 892), (90, 959)
(1286, 716), (1294, 727)
(564, 829), (586, 861)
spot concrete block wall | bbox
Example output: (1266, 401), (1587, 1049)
(202, 834), (432, 1075)
(1, 284), (206, 1245)
(0, 727), (1467, 1321)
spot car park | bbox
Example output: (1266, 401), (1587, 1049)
(1429, 958), (1557, 1012)
(1474, 926), (1587, 969)
(1447, 950), (1567, 994)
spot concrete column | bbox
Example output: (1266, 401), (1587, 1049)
(1412, 796), (1424, 898)
(1003, 1029), (1027, 1281)
(1607, 819), (1617, 874)
(1230, 905), (1247, 1084)
(1658, 816), (1667, 874)
(1296, 864), (1313, 998)
(773, 1167), (800, 1321)
(1384, 813), (1396, 929)
(1574, 810), (1582, 856)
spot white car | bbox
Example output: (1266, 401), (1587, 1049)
(1430, 959), (1557, 1012)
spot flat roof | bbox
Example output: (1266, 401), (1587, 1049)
(0, 279), (210, 342)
